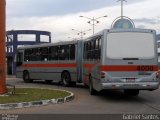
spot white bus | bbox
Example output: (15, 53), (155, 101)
(16, 29), (159, 96)
(83, 29), (159, 96)
(16, 41), (80, 86)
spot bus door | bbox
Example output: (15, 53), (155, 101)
(16, 50), (24, 67)
(77, 40), (83, 83)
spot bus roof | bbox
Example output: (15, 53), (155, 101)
(17, 40), (78, 50)
(18, 28), (156, 50)
(84, 28), (155, 42)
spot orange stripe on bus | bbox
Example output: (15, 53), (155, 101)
(83, 64), (158, 71)
(83, 64), (95, 68)
(100, 65), (158, 71)
(21, 63), (77, 68)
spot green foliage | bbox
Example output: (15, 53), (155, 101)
(0, 88), (70, 104)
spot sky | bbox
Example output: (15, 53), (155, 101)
(6, 0), (160, 42)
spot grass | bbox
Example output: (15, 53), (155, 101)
(0, 88), (70, 104)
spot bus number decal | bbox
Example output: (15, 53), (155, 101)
(137, 66), (154, 71)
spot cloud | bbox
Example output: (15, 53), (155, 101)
(136, 25), (146, 29)
(133, 18), (159, 25)
(6, 0), (114, 17)
(6, 0), (160, 43)
(6, 0), (146, 17)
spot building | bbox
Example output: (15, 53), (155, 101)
(6, 30), (51, 75)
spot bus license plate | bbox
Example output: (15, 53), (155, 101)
(124, 84), (139, 87)
(126, 78), (135, 82)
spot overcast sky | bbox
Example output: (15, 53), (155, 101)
(6, 0), (160, 42)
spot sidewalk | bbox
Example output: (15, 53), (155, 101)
(6, 75), (16, 78)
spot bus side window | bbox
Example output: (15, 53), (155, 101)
(58, 46), (64, 60)
(16, 52), (23, 66)
(92, 39), (96, 50)
(93, 37), (101, 60)
(96, 38), (99, 49)
(65, 45), (70, 60)
(87, 42), (92, 60)
(92, 39), (96, 60)
(30, 49), (35, 61)
(59, 46), (64, 60)
(41, 47), (49, 61)
(70, 44), (75, 60)
(99, 37), (101, 49)
(86, 36), (101, 61)
(86, 41), (89, 60)
(87, 40), (95, 60)
(58, 45), (70, 60)
(24, 50), (28, 61)
(83, 42), (87, 60)
(37, 48), (41, 61)
(91, 40), (96, 60)
(32, 48), (40, 61)
(24, 49), (31, 62)
(28, 49), (32, 61)
(50, 46), (58, 60)
(98, 37), (101, 59)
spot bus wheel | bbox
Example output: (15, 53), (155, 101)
(61, 72), (71, 87)
(70, 81), (76, 87)
(124, 90), (139, 96)
(23, 71), (32, 83)
(89, 75), (97, 95)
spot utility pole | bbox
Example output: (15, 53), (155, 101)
(72, 29), (91, 39)
(117, 0), (127, 17)
(0, 0), (7, 94)
(80, 15), (107, 35)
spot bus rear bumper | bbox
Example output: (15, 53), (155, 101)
(101, 82), (160, 90)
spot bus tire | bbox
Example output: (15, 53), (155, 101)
(23, 71), (32, 83)
(71, 81), (76, 87)
(61, 72), (71, 87)
(89, 75), (97, 95)
(124, 90), (139, 96)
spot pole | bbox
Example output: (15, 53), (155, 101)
(118, 0), (127, 18)
(0, 0), (7, 94)
(80, 15), (107, 35)
(72, 29), (91, 39)
(93, 17), (95, 35)
(80, 31), (83, 39)
(121, 0), (123, 17)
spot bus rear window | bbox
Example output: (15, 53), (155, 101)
(106, 32), (155, 59)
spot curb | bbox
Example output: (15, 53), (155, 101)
(0, 89), (74, 110)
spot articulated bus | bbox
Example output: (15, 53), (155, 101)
(16, 40), (80, 86)
(16, 29), (159, 96)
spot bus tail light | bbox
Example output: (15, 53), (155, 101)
(156, 72), (159, 79)
(101, 72), (105, 78)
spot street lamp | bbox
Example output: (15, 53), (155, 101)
(72, 29), (91, 39)
(80, 15), (107, 34)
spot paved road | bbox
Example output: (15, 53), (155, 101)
(1, 77), (160, 114)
